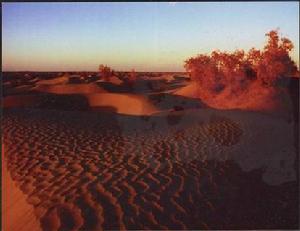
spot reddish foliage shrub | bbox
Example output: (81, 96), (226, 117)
(129, 69), (137, 83)
(99, 64), (114, 81)
(184, 29), (298, 110)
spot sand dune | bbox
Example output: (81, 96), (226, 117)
(95, 76), (123, 85)
(109, 76), (123, 85)
(174, 81), (295, 120)
(36, 76), (69, 85)
(149, 74), (175, 82)
(3, 92), (158, 116)
(4, 80), (161, 116)
(2, 74), (298, 230)
(173, 82), (200, 98)
(34, 83), (107, 94)
(2, 144), (41, 231)
(2, 108), (298, 230)
(3, 95), (39, 108)
(87, 93), (158, 115)
(3, 83), (37, 96)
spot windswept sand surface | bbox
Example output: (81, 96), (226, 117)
(2, 145), (41, 231)
(2, 108), (298, 230)
(87, 93), (158, 115)
(33, 83), (107, 95)
(3, 82), (160, 115)
(36, 76), (69, 85)
(174, 82), (295, 117)
(174, 82), (200, 99)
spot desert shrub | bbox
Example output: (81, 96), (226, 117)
(184, 29), (298, 110)
(99, 64), (113, 81)
(129, 68), (137, 83)
(257, 30), (298, 86)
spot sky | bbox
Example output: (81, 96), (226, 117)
(2, 2), (299, 72)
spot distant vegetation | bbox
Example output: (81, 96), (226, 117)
(129, 69), (137, 83)
(99, 64), (114, 81)
(184, 29), (299, 110)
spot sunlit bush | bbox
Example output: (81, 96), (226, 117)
(99, 64), (114, 81)
(129, 68), (137, 83)
(184, 29), (298, 110)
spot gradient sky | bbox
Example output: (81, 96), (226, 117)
(2, 2), (299, 72)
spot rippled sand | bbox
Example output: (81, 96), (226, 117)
(2, 144), (41, 231)
(2, 107), (298, 230)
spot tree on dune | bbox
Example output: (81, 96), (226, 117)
(99, 64), (114, 82)
(257, 30), (298, 86)
(129, 68), (137, 83)
(184, 29), (299, 110)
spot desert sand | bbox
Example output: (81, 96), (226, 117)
(2, 144), (41, 231)
(36, 75), (69, 86)
(174, 82), (200, 98)
(2, 73), (299, 230)
(34, 83), (107, 95)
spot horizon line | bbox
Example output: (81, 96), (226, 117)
(2, 70), (188, 73)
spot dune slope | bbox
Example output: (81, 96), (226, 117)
(2, 145), (41, 231)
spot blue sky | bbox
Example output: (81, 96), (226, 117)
(2, 2), (299, 71)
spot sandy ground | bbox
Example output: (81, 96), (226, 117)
(174, 81), (295, 117)
(2, 144), (41, 231)
(33, 83), (108, 95)
(174, 82), (200, 98)
(1, 75), (299, 230)
(2, 107), (298, 230)
(3, 82), (159, 115)
(36, 76), (69, 85)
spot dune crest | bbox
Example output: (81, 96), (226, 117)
(174, 81), (292, 116)
(34, 83), (107, 94)
(173, 82), (200, 99)
(109, 76), (123, 85)
(36, 76), (69, 85)
(87, 93), (158, 115)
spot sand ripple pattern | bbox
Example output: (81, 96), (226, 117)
(2, 109), (298, 230)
